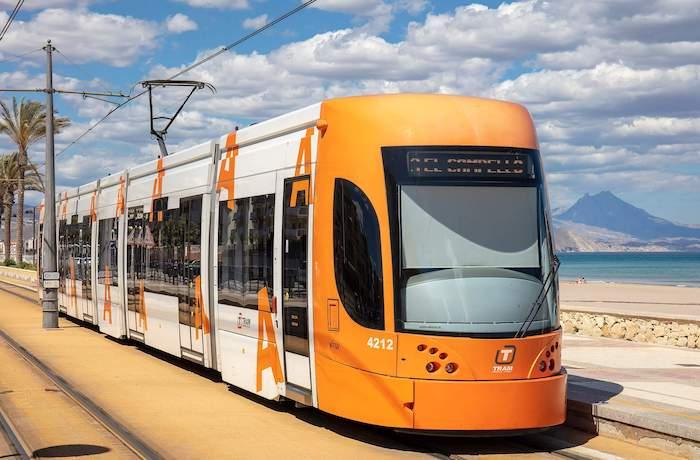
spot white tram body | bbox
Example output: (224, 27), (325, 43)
(51, 102), (321, 403)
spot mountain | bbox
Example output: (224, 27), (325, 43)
(553, 191), (700, 252)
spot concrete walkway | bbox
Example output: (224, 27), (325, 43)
(563, 334), (700, 457)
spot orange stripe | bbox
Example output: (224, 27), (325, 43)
(216, 132), (238, 209)
(116, 176), (125, 218)
(152, 158), (165, 200)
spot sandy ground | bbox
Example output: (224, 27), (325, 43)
(559, 281), (700, 320)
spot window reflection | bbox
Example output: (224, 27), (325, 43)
(217, 194), (275, 310)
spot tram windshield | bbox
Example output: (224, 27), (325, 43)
(384, 148), (558, 337)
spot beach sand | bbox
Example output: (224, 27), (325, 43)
(560, 280), (700, 321)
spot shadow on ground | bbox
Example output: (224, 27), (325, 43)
(33, 444), (110, 457)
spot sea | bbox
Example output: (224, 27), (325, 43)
(557, 252), (700, 287)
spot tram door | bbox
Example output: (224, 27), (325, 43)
(281, 175), (312, 395)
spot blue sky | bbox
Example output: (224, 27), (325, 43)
(0, 0), (699, 224)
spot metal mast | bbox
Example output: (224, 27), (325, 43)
(42, 39), (58, 328)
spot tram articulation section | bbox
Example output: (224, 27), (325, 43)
(38, 94), (566, 432)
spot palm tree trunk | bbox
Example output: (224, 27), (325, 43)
(3, 194), (11, 262)
(15, 150), (25, 262)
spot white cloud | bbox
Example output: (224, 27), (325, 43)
(174, 0), (248, 9)
(165, 13), (198, 33)
(612, 117), (700, 138)
(242, 14), (267, 30)
(310, 0), (427, 34)
(489, 63), (700, 118)
(0, 9), (159, 67)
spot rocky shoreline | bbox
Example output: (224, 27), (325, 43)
(562, 310), (700, 349)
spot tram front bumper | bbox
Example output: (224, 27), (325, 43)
(412, 371), (567, 431)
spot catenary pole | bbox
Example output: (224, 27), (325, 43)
(42, 39), (58, 328)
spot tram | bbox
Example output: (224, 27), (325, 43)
(39, 94), (566, 432)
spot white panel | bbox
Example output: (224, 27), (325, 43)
(190, 326), (204, 354)
(143, 292), (181, 357)
(284, 352), (311, 389)
(223, 172), (275, 201)
(96, 182), (123, 220)
(96, 282), (125, 338)
(127, 151), (212, 204)
(217, 304), (259, 339)
(179, 324), (191, 349)
(219, 329), (281, 400)
(223, 102), (321, 148)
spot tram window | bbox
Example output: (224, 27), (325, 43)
(333, 179), (384, 330)
(81, 216), (92, 300)
(98, 218), (119, 287)
(180, 195), (203, 327)
(218, 194), (274, 309)
(143, 197), (182, 298)
(127, 206), (145, 314)
(58, 220), (67, 293)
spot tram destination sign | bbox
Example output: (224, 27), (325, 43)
(407, 152), (532, 179)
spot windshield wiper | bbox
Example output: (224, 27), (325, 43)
(514, 255), (560, 339)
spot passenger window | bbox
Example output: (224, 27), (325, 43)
(333, 179), (384, 330)
(98, 217), (119, 287)
(81, 216), (92, 300)
(58, 219), (67, 293)
(217, 194), (275, 309)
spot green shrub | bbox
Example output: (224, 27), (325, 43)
(2, 259), (16, 267)
(17, 262), (36, 270)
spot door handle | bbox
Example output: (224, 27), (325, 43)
(271, 296), (278, 315)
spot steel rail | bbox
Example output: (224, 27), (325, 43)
(0, 404), (31, 460)
(0, 282), (162, 460)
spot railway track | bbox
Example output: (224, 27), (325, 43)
(0, 282), (160, 459)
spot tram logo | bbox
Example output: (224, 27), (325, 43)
(495, 345), (516, 365)
(237, 314), (251, 329)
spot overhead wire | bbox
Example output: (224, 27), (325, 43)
(0, 0), (25, 42)
(54, 48), (122, 97)
(0, 46), (42, 62)
(53, 0), (318, 160)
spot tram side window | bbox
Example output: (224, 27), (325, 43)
(81, 216), (92, 299)
(143, 197), (182, 297)
(58, 220), (67, 293)
(98, 218), (119, 286)
(127, 196), (203, 325)
(218, 194), (274, 309)
(333, 179), (384, 330)
(68, 217), (80, 282)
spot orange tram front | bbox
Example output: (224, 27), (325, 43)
(310, 95), (566, 433)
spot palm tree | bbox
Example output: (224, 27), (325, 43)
(0, 97), (69, 262)
(0, 153), (20, 261)
(0, 153), (43, 262)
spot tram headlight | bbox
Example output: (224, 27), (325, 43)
(426, 362), (440, 373)
(445, 362), (458, 374)
(538, 360), (546, 372)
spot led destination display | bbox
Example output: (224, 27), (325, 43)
(407, 152), (533, 179)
